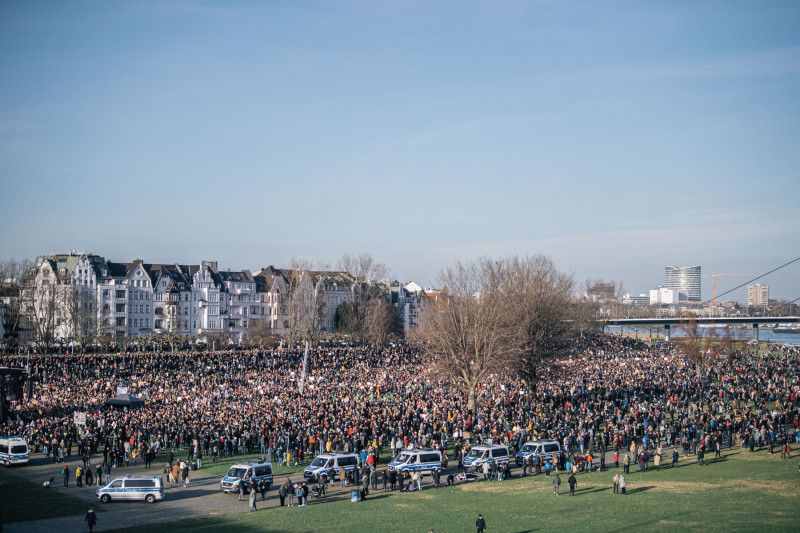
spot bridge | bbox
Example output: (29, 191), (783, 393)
(602, 316), (799, 342)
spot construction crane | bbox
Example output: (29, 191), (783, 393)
(701, 272), (757, 304)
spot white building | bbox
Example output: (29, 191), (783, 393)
(747, 284), (769, 309)
(649, 287), (679, 305)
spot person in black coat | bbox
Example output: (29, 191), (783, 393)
(85, 507), (98, 533)
(476, 514), (487, 533)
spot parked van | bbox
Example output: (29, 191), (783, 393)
(515, 440), (561, 466)
(388, 448), (443, 477)
(220, 460), (273, 493)
(303, 453), (359, 482)
(462, 444), (509, 469)
(96, 475), (164, 503)
(0, 436), (29, 466)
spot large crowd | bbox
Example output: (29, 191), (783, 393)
(1, 335), (798, 471)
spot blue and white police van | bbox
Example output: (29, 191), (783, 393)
(388, 448), (443, 478)
(515, 439), (561, 466)
(303, 452), (359, 482)
(220, 460), (273, 493)
(96, 475), (164, 503)
(462, 444), (510, 469)
(0, 436), (29, 466)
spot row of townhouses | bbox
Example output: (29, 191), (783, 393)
(3, 251), (427, 346)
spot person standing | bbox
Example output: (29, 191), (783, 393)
(623, 453), (630, 474)
(672, 448), (679, 468)
(568, 473), (577, 496)
(553, 474), (561, 496)
(620, 474), (627, 495)
(62, 464), (70, 488)
(85, 506), (98, 533)
(476, 514), (487, 533)
(279, 479), (289, 506)
(249, 480), (257, 511)
(613, 473), (620, 494)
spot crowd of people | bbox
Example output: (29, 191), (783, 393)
(0, 335), (798, 478)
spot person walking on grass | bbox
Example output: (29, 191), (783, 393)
(476, 514), (487, 533)
(568, 473), (577, 496)
(553, 474), (561, 496)
(613, 473), (620, 494)
(620, 474), (627, 495)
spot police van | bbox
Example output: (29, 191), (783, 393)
(515, 440), (561, 466)
(462, 444), (510, 469)
(388, 448), (443, 477)
(303, 453), (359, 482)
(96, 475), (164, 503)
(0, 436), (29, 466)
(220, 460), (273, 493)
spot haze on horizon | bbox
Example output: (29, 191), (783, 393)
(1, 1), (798, 303)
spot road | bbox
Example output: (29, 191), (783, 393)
(2, 451), (340, 532)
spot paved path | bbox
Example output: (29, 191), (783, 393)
(2, 452), (337, 532)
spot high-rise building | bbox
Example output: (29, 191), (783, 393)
(747, 284), (769, 308)
(664, 266), (701, 302)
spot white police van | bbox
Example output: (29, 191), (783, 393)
(96, 475), (164, 503)
(515, 439), (561, 466)
(303, 453), (359, 482)
(0, 436), (29, 466)
(220, 460), (273, 493)
(388, 448), (443, 477)
(462, 444), (510, 469)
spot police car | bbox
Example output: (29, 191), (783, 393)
(303, 453), (359, 482)
(0, 436), (29, 466)
(388, 448), (443, 477)
(96, 475), (164, 503)
(515, 440), (561, 466)
(462, 444), (510, 469)
(220, 460), (273, 493)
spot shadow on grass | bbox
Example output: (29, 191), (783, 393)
(577, 487), (610, 494)
(626, 485), (655, 494)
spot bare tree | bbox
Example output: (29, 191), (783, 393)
(67, 287), (98, 354)
(0, 258), (30, 350)
(19, 265), (64, 354)
(362, 295), (402, 344)
(411, 259), (517, 413)
(492, 255), (575, 391)
(280, 259), (327, 347)
(678, 311), (712, 377)
(243, 318), (279, 349)
(336, 253), (394, 342)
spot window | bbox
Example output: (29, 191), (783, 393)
(133, 319), (138, 327)
(116, 290), (125, 298)
(110, 480), (123, 488)
(116, 304), (124, 313)
(116, 318), (124, 327)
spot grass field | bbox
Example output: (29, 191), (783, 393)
(0, 468), (88, 523)
(106, 447), (800, 533)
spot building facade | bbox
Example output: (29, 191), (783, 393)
(747, 284), (769, 309)
(664, 265), (701, 302)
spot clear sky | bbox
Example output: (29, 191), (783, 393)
(1, 1), (799, 302)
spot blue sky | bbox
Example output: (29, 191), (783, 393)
(1, 0), (799, 302)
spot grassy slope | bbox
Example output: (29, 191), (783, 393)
(0, 468), (89, 522)
(109, 447), (800, 533)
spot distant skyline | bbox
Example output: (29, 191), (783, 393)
(1, 1), (798, 303)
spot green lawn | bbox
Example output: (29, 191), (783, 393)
(0, 468), (89, 522)
(109, 447), (800, 533)
(160, 449), (314, 478)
